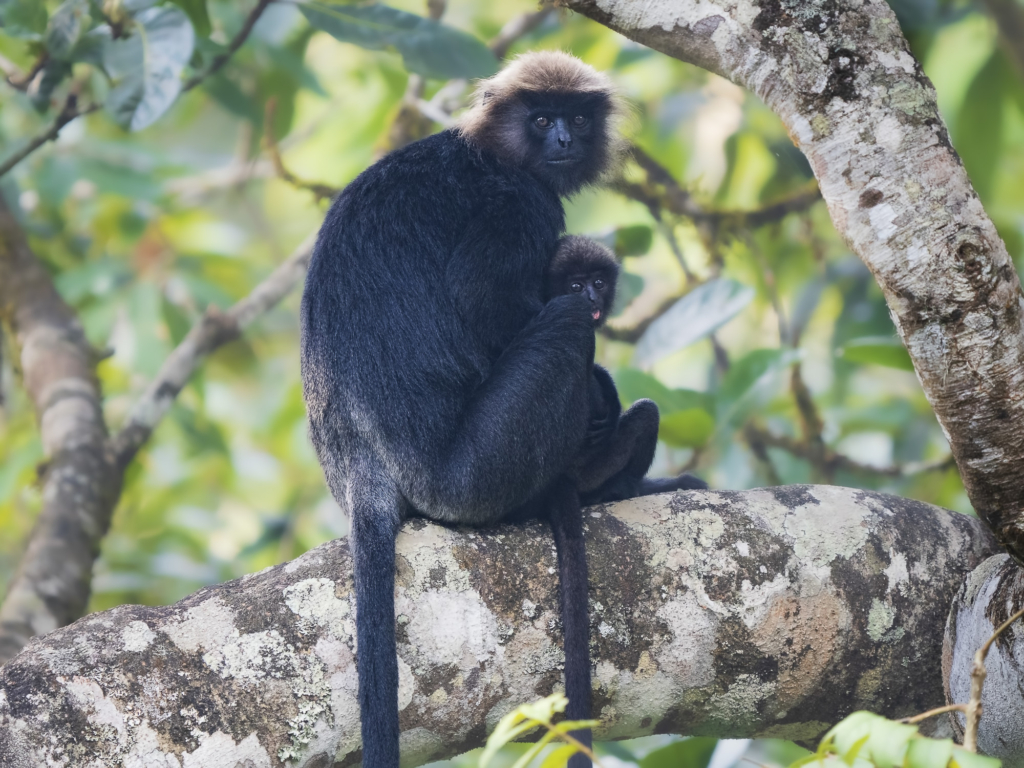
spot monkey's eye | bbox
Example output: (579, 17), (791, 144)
(594, 279), (605, 290)
(570, 282), (584, 293)
(572, 115), (587, 126)
(534, 116), (551, 128)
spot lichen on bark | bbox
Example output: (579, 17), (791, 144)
(0, 487), (996, 766)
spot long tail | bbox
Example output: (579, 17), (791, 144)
(349, 471), (403, 768)
(549, 477), (593, 768)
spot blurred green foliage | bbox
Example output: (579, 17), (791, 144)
(1, 0), (1022, 765)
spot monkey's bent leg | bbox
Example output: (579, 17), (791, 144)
(548, 476), (594, 768)
(348, 464), (405, 768)
(405, 296), (595, 525)
(578, 399), (660, 502)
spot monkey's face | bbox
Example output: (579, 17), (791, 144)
(563, 271), (615, 327)
(515, 91), (612, 196)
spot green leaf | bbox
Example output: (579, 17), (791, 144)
(950, 748), (1002, 768)
(634, 278), (755, 367)
(838, 337), (914, 372)
(906, 737), (953, 768)
(614, 224), (653, 257)
(541, 744), (580, 768)
(162, 298), (193, 346)
(955, 50), (1008, 200)
(170, 0), (211, 37)
(45, 0), (90, 59)
(299, 2), (498, 80)
(865, 718), (916, 768)
(55, 259), (132, 302)
(825, 712), (916, 768)
(660, 408), (715, 448)
(103, 6), (195, 131)
(718, 348), (801, 424)
(480, 693), (567, 768)
(508, 731), (559, 768)
(0, 0), (48, 39)
(203, 74), (262, 123)
(613, 368), (714, 414)
(640, 737), (719, 768)
(30, 59), (72, 111)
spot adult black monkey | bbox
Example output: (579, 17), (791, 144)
(301, 52), (627, 767)
(545, 235), (709, 504)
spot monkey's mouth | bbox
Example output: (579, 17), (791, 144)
(546, 158), (577, 165)
(592, 310), (601, 321)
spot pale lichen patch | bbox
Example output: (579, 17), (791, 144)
(284, 578), (351, 636)
(163, 597), (238, 653)
(867, 598), (896, 642)
(782, 488), (871, 567)
(396, 589), (498, 667)
(883, 552), (909, 594)
(182, 731), (271, 768)
(123, 620), (156, 652)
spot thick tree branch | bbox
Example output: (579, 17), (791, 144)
(944, 554), (1024, 763)
(561, 0), (1024, 561)
(0, 487), (998, 766)
(0, 204), (314, 661)
(0, 195), (120, 664)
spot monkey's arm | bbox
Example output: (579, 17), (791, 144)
(583, 365), (620, 448)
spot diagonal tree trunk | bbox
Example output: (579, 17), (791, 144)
(0, 194), (122, 663)
(561, 0), (1024, 562)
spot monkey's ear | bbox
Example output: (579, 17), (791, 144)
(481, 91), (493, 104)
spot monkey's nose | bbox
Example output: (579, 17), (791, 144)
(557, 133), (572, 148)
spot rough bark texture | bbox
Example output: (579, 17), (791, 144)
(0, 487), (997, 767)
(0, 209), (314, 664)
(943, 554), (1024, 767)
(0, 194), (122, 664)
(560, 0), (1024, 561)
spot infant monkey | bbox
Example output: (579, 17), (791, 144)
(545, 235), (708, 502)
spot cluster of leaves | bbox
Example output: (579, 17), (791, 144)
(796, 712), (1000, 768)
(479, 700), (1002, 768)
(2, 0), (197, 129)
(478, 694), (730, 768)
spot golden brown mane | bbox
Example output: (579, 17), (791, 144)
(456, 51), (629, 184)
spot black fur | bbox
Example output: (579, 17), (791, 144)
(302, 121), (613, 766)
(544, 237), (710, 505)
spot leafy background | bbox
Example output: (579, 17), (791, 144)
(1, 0), (1021, 765)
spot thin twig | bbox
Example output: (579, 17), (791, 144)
(744, 423), (784, 486)
(745, 423), (955, 479)
(111, 232), (317, 466)
(263, 99), (339, 200)
(790, 365), (829, 480)
(619, 146), (821, 227)
(657, 219), (697, 283)
(899, 703), (966, 725)
(963, 604), (1024, 751)
(181, 0), (274, 92)
(3, 53), (45, 90)
(0, 96), (100, 179)
(489, 7), (555, 59)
